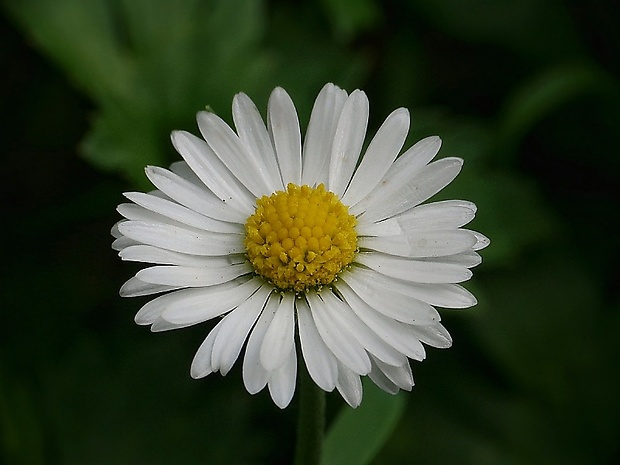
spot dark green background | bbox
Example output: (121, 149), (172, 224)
(2, 0), (619, 463)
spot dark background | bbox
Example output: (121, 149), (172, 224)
(2, 0), (619, 463)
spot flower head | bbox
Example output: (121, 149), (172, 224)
(112, 84), (489, 408)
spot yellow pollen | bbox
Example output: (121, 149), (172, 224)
(245, 183), (357, 293)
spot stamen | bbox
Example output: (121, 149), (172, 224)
(245, 183), (357, 293)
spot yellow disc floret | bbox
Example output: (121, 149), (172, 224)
(245, 183), (357, 293)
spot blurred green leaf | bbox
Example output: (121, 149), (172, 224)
(456, 171), (557, 266)
(373, 249), (620, 465)
(406, 110), (557, 267)
(322, 380), (406, 465)
(5, 0), (367, 186)
(320, 0), (382, 41)
(470, 250), (615, 402)
(499, 63), (609, 146)
(461, 249), (620, 465)
(4, 0), (267, 185)
(0, 370), (46, 465)
(405, 0), (583, 60)
(3, 0), (139, 105)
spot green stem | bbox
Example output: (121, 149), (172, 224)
(293, 363), (326, 465)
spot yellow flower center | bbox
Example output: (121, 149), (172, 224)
(245, 183), (357, 293)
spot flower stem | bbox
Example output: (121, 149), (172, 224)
(293, 363), (326, 465)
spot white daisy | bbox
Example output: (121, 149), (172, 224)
(112, 83), (489, 409)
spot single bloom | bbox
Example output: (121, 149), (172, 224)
(112, 83), (489, 408)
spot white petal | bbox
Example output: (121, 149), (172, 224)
(119, 244), (245, 267)
(134, 294), (170, 325)
(133, 279), (239, 325)
(335, 362), (363, 408)
(394, 200), (477, 229)
(420, 250), (482, 268)
(306, 292), (371, 375)
(350, 136), (442, 217)
(117, 220), (244, 256)
(190, 321), (223, 379)
(149, 315), (196, 332)
(123, 191), (243, 234)
(469, 230), (491, 250)
(367, 362), (400, 395)
(372, 356), (414, 391)
(111, 221), (122, 239)
(121, 277), (181, 299)
(296, 297), (338, 391)
(168, 161), (204, 186)
(211, 285), (272, 375)
(243, 294), (280, 394)
(111, 235), (138, 251)
(117, 203), (177, 226)
(328, 90), (369, 197)
(145, 166), (245, 223)
(336, 282), (427, 361)
(171, 131), (254, 214)
(410, 323), (452, 349)
(197, 111), (275, 196)
(232, 92), (284, 190)
(136, 263), (253, 287)
(356, 200), (477, 236)
(339, 270), (440, 324)
(359, 229), (478, 258)
(410, 283), (477, 308)
(343, 108), (409, 207)
(156, 277), (260, 326)
(356, 252), (472, 284)
(260, 293), (295, 371)
(359, 157), (464, 222)
(268, 87), (302, 185)
(268, 345), (297, 409)
(301, 83), (348, 186)
(320, 289), (405, 366)
(341, 266), (476, 308)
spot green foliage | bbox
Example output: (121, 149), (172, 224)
(405, 0), (584, 59)
(499, 63), (612, 148)
(319, 0), (382, 41)
(322, 380), (406, 465)
(4, 0), (365, 187)
(371, 248), (620, 465)
(0, 371), (46, 465)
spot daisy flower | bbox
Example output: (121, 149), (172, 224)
(112, 83), (489, 409)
